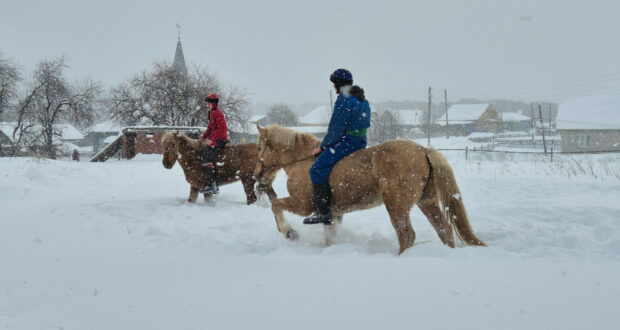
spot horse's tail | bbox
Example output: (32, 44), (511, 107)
(426, 149), (486, 246)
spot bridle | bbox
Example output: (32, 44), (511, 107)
(255, 137), (275, 182)
(255, 134), (318, 182)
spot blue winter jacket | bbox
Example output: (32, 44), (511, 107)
(320, 91), (371, 149)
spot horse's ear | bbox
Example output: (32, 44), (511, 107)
(256, 124), (264, 135)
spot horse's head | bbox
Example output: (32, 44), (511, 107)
(254, 125), (281, 185)
(161, 131), (180, 169)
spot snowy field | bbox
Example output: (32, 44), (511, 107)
(2, 151), (620, 330)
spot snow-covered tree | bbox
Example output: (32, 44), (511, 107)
(0, 54), (21, 121)
(13, 57), (100, 159)
(264, 103), (298, 126)
(370, 110), (403, 144)
(107, 61), (249, 131)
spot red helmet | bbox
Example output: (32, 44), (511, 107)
(205, 94), (219, 103)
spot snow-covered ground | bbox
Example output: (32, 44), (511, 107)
(2, 151), (620, 330)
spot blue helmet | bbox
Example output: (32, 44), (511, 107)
(330, 68), (353, 86)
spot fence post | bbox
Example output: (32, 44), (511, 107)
(551, 146), (553, 162)
(465, 146), (468, 160)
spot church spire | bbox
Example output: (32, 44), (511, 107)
(173, 23), (187, 75)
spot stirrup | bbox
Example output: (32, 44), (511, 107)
(303, 212), (333, 225)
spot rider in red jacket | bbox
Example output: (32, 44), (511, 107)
(199, 94), (229, 194)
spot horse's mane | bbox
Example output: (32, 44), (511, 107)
(264, 124), (320, 150)
(161, 131), (203, 151)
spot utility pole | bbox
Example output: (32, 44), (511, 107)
(444, 89), (449, 139)
(530, 103), (535, 141)
(548, 103), (552, 132)
(329, 89), (333, 114)
(538, 104), (547, 154)
(427, 87), (432, 147)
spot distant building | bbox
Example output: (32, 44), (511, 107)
(557, 95), (620, 153)
(286, 126), (327, 139)
(82, 121), (122, 153)
(0, 122), (84, 156)
(500, 112), (532, 133)
(90, 126), (203, 162)
(172, 28), (187, 76)
(436, 104), (501, 136)
(249, 114), (268, 127)
(300, 105), (330, 126)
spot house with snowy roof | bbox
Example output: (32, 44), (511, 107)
(82, 120), (122, 153)
(0, 122), (85, 156)
(500, 111), (532, 132)
(300, 105), (331, 126)
(557, 95), (620, 153)
(436, 104), (501, 136)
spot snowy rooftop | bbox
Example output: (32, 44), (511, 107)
(103, 135), (121, 144)
(0, 122), (84, 141)
(89, 121), (122, 133)
(502, 112), (530, 121)
(557, 95), (620, 130)
(385, 109), (423, 126)
(300, 105), (330, 125)
(227, 121), (261, 134)
(436, 104), (491, 125)
(249, 114), (266, 123)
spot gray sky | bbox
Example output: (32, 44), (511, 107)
(2, 0), (620, 105)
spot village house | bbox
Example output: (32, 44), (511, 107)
(299, 105), (331, 126)
(500, 111), (532, 133)
(557, 95), (620, 153)
(81, 120), (122, 153)
(435, 104), (501, 136)
(0, 122), (84, 156)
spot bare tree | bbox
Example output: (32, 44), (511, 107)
(369, 109), (402, 144)
(13, 57), (100, 159)
(0, 54), (21, 121)
(265, 103), (298, 126)
(107, 61), (249, 131)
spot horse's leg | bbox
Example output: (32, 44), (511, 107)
(380, 183), (419, 254)
(418, 174), (455, 248)
(271, 197), (313, 240)
(203, 192), (216, 205)
(323, 215), (343, 246)
(265, 184), (278, 202)
(385, 204), (415, 255)
(241, 178), (258, 205)
(188, 186), (199, 203)
(418, 200), (455, 248)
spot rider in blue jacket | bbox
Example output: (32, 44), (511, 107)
(303, 69), (371, 225)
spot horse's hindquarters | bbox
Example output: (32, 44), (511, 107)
(328, 140), (429, 214)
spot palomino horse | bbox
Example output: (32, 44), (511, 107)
(161, 132), (278, 204)
(253, 125), (485, 254)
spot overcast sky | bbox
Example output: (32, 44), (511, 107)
(2, 0), (620, 106)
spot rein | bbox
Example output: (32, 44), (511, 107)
(256, 137), (316, 179)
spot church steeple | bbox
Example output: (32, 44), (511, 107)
(173, 23), (187, 75)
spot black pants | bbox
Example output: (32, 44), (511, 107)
(200, 140), (229, 165)
(201, 140), (228, 187)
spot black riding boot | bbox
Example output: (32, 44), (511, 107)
(199, 165), (219, 194)
(303, 183), (333, 225)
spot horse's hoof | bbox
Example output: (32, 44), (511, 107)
(286, 229), (299, 240)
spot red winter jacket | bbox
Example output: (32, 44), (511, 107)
(201, 108), (228, 146)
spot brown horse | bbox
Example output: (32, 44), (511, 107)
(253, 125), (485, 254)
(161, 132), (278, 204)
